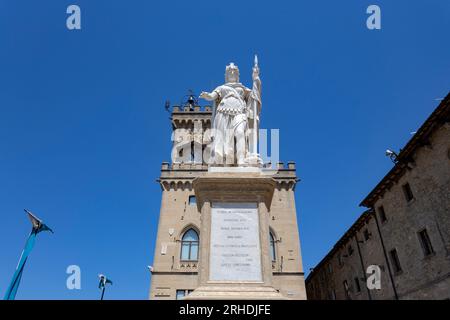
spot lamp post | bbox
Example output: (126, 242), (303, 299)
(385, 149), (399, 163)
(98, 274), (113, 300)
(4, 209), (53, 300)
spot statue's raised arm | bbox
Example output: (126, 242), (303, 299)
(199, 91), (218, 101)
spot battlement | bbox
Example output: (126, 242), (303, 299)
(157, 161), (299, 192)
(160, 161), (297, 171)
(171, 105), (212, 129)
(172, 105), (212, 113)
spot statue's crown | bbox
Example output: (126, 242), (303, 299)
(225, 62), (239, 74)
(225, 63), (240, 83)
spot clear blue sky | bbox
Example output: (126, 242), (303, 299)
(0, 0), (449, 299)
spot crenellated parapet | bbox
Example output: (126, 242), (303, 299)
(171, 105), (212, 130)
(158, 161), (299, 191)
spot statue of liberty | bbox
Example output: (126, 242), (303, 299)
(200, 58), (261, 166)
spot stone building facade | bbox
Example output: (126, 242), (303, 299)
(149, 101), (306, 300)
(306, 93), (450, 300)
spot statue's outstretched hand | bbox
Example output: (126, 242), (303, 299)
(199, 91), (210, 99)
(199, 91), (216, 101)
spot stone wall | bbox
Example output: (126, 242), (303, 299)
(306, 101), (450, 300)
(373, 124), (450, 300)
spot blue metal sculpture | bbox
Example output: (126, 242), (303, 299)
(3, 209), (53, 300)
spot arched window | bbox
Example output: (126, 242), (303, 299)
(269, 232), (276, 262)
(180, 229), (199, 261)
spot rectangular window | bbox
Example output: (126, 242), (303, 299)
(181, 243), (191, 260)
(364, 229), (370, 241)
(190, 242), (199, 260)
(188, 195), (196, 205)
(327, 263), (332, 274)
(343, 280), (350, 300)
(338, 253), (343, 267)
(418, 229), (434, 256)
(354, 277), (361, 293)
(176, 289), (193, 300)
(389, 249), (402, 274)
(181, 241), (198, 261)
(402, 183), (414, 202)
(348, 245), (354, 256)
(378, 206), (387, 223)
(176, 290), (186, 300)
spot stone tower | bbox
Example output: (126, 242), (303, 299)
(148, 99), (307, 300)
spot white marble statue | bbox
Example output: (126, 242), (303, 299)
(200, 57), (262, 166)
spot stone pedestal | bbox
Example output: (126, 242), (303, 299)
(185, 172), (286, 300)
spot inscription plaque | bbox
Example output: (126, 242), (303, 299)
(209, 202), (262, 282)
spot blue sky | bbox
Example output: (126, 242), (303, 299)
(0, 0), (449, 299)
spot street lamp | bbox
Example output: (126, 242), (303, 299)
(385, 149), (399, 163)
(98, 274), (113, 300)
